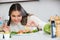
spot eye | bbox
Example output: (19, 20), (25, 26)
(18, 15), (21, 17)
(12, 15), (16, 17)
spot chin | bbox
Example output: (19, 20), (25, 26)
(14, 22), (19, 24)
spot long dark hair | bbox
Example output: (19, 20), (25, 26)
(7, 3), (29, 26)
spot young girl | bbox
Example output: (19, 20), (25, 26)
(3, 3), (46, 33)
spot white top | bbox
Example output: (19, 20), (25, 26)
(9, 15), (46, 32)
(27, 15), (46, 28)
(10, 23), (25, 32)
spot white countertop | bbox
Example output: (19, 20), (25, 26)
(0, 31), (60, 40)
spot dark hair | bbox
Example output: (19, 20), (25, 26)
(7, 3), (29, 26)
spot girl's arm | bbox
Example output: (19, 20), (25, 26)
(27, 15), (46, 30)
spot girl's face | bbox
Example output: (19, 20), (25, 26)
(11, 10), (22, 24)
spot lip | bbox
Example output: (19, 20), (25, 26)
(14, 20), (19, 22)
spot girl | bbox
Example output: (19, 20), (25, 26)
(3, 3), (46, 33)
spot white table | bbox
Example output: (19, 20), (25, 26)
(0, 31), (60, 40)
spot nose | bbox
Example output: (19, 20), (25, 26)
(15, 17), (18, 21)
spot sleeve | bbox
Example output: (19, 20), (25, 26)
(28, 15), (46, 29)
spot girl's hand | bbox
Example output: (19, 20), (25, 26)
(2, 23), (10, 32)
(26, 20), (38, 27)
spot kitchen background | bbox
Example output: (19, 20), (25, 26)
(0, 0), (60, 22)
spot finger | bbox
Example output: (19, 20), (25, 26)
(2, 23), (6, 27)
(3, 27), (10, 32)
(26, 22), (31, 26)
(6, 26), (9, 29)
(4, 23), (7, 27)
(4, 23), (8, 28)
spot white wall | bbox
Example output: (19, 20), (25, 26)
(0, 0), (60, 22)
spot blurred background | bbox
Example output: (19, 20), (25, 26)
(0, 0), (39, 2)
(0, 0), (60, 22)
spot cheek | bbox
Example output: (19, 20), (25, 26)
(18, 16), (22, 22)
(11, 17), (16, 21)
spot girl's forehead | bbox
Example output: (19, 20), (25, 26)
(11, 11), (22, 15)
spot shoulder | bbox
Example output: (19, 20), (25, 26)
(27, 14), (41, 24)
(28, 14), (39, 20)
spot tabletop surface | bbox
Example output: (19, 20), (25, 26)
(0, 31), (60, 40)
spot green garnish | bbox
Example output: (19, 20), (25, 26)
(32, 30), (38, 33)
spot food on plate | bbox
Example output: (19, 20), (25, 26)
(4, 31), (10, 34)
(25, 27), (30, 31)
(10, 26), (39, 35)
(32, 29), (38, 33)
(17, 30), (24, 34)
(10, 31), (17, 35)
(17, 30), (30, 34)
